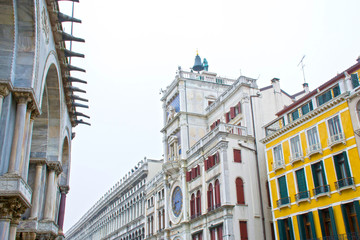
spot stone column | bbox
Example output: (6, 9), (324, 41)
(223, 215), (234, 240)
(0, 84), (10, 123)
(219, 143), (231, 205)
(22, 109), (36, 181)
(8, 93), (31, 174)
(9, 221), (18, 240)
(8, 199), (26, 240)
(44, 163), (61, 221)
(30, 163), (44, 219)
(57, 186), (69, 234)
(0, 205), (11, 240)
(180, 163), (189, 222)
(19, 108), (31, 179)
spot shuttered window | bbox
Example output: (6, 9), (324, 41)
(234, 149), (242, 163)
(334, 152), (351, 180)
(214, 179), (221, 207)
(352, 73), (360, 88)
(295, 168), (307, 194)
(278, 176), (288, 199)
(236, 178), (245, 204)
(319, 207), (338, 237)
(240, 221), (248, 240)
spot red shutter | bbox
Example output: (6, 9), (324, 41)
(236, 178), (245, 204)
(216, 119), (220, 126)
(210, 228), (216, 240)
(230, 107), (236, 118)
(190, 195), (195, 217)
(240, 221), (248, 240)
(238, 102), (242, 113)
(209, 156), (214, 168)
(216, 152), (220, 164)
(211, 155), (215, 167)
(217, 225), (223, 240)
(234, 149), (241, 163)
(197, 165), (200, 176)
(210, 123), (215, 130)
(191, 168), (195, 179)
(225, 113), (230, 123)
(204, 159), (208, 171)
(215, 180), (221, 206)
(186, 172), (191, 182)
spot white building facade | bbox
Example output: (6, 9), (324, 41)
(66, 159), (162, 240)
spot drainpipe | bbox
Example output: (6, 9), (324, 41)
(250, 94), (267, 240)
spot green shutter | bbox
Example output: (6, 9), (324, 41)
(333, 85), (341, 97)
(334, 154), (342, 180)
(308, 211), (317, 240)
(320, 161), (327, 185)
(341, 204), (351, 235)
(297, 215), (306, 240)
(311, 164), (319, 187)
(288, 217), (295, 240)
(296, 169), (307, 193)
(329, 207), (338, 236)
(351, 74), (359, 88)
(318, 210), (326, 237)
(278, 176), (288, 199)
(343, 152), (352, 177)
(278, 220), (285, 240)
(354, 201), (360, 232)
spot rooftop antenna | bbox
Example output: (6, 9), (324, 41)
(297, 55), (306, 84)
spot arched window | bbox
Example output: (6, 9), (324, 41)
(207, 183), (214, 211)
(190, 193), (195, 218)
(214, 179), (221, 208)
(236, 178), (245, 204)
(196, 190), (201, 216)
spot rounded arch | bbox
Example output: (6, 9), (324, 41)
(59, 136), (70, 186)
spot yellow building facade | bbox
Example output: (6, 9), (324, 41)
(262, 59), (360, 240)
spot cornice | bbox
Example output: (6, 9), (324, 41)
(261, 93), (349, 144)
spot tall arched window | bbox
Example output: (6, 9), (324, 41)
(236, 178), (245, 204)
(214, 179), (221, 208)
(207, 183), (214, 211)
(190, 193), (195, 218)
(196, 190), (201, 216)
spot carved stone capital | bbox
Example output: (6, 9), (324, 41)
(59, 186), (69, 194)
(0, 84), (10, 97)
(0, 198), (27, 221)
(13, 92), (32, 104)
(47, 162), (63, 175)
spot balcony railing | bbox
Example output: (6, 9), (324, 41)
(306, 143), (322, 157)
(313, 184), (330, 198)
(180, 71), (235, 86)
(290, 152), (304, 165)
(272, 160), (285, 171)
(328, 132), (346, 149)
(335, 177), (355, 191)
(186, 123), (247, 158)
(295, 191), (310, 203)
(316, 232), (360, 240)
(276, 197), (290, 208)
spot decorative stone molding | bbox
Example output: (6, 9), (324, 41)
(0, 84), (10, 97)
(0, 176), (32, 207)
(13, 92), (32, 104)
(0, 198), (27, 222)
(47, 162), (63, 175)
(59, 186), (69, 194)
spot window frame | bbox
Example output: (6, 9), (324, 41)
(273, 144), (285, 170)
(289, 135), (303, 164)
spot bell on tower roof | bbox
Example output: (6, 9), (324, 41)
(192, 50), (204, 72)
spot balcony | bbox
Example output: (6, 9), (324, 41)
(335, 177), (355, 192)
(306, 143), (322, 158)
(272, 160), (285, 171)
(180, 71), (235, 86)
(186, 123), (247, 158)
(313, 185), (330, 199)
(328, 132), (346, 149)
(190, 212), (202, 220)
(289, 152), (304, 165)
(276, 197), (291, 209)
(295, 191), (310, 204)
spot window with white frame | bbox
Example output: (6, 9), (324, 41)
(327, 115), (343, 143)
(290, 135), (302, 160)
(306, 127), (321, 152)
(273, 144), (284, 169)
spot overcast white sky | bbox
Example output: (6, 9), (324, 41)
(58, 0), (360, 233)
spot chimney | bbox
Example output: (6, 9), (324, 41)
(303, 83), (309, 93)
(271, 78), (280, 93)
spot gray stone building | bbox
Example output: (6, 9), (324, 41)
(0, 0), (87, 239)
(65, 159), (163, 240)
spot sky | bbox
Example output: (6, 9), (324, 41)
(58, 0), (360, 233)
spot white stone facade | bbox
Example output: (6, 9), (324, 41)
(66, 159), (163, 240)
(0, 0), (87, 239)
